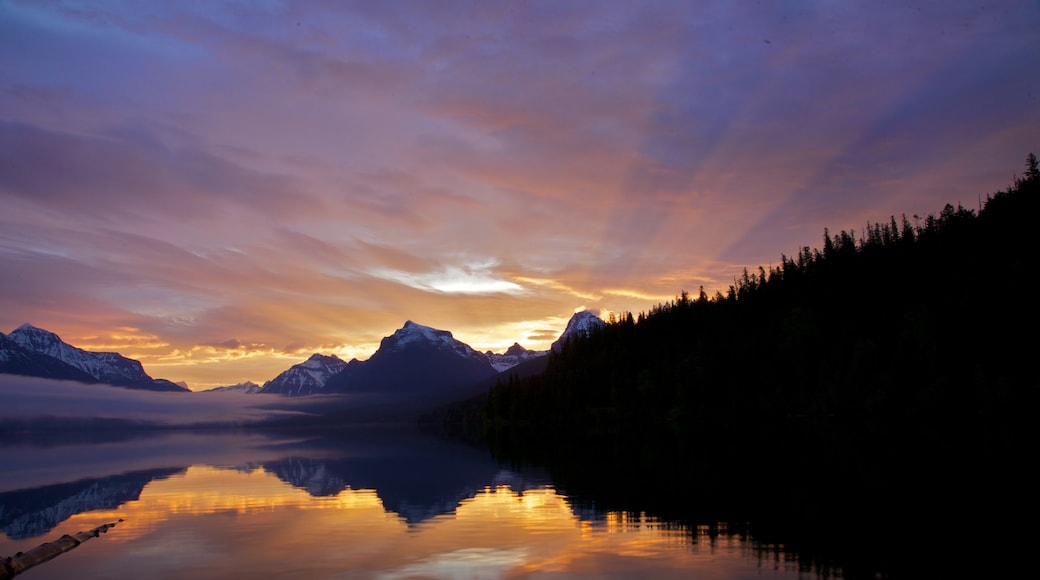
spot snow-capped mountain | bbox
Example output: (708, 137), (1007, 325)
(259, 354), (349, 397)
(203, 381), (262, 394)
(381, 320), (491, 363)
(1, 332), (97, 382)
(8, 323), (142, 384)
(2, 324), (187, 391)
(262, 315), (605, 400)
(485, 343), (547, 372)
(322, 321), (498, 397)
(551, 310), (606, 352)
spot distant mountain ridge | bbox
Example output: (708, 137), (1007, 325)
(486, 343), (546, 372)
(203, 381), (261, 394)
(0, 324), (187, 392)
(2, 312), (605, 404)
(257, 314), (601, 400)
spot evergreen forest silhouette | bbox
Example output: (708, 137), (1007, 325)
(486, 154), (1038, 434)
(470, 154), (1039, 577)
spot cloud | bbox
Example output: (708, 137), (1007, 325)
(0, 121), (311, 222)
(371, 260), (525, 295)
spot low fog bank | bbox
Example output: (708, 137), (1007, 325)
(0, 375), (439, 432)
(0, 430), (324, 493)
(0, 374), (315, 428)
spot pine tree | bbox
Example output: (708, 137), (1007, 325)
(1025, 153), (1039, 184)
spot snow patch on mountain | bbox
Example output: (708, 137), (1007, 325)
(381, 320), (488, 363)
(551, 310), (606, 352)
(259, 354), (347, 397)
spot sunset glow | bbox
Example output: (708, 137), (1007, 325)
(2, 1), (1037, 389)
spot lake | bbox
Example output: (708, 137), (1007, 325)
(0, 427), (850, 579)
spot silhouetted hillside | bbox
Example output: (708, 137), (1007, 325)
(486, 154), (1039, 434)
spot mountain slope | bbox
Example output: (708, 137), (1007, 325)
(259, 354), (350, 397)
(0, 332), (98, 383)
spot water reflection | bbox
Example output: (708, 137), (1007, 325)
(1, 429), (830, 578)
(0, 467), (182, 539)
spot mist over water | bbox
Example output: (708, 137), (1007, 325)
(0, 375), (310, 427)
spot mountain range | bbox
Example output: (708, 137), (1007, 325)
(202, 381), (261, 394)
(0, 324), (187, 392)
(259, 314), (603, 399)
(1, 311), (605, 403)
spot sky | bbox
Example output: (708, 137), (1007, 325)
(1, 1), (1038, 390)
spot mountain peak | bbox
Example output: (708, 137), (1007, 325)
(8, 324), (69, 353)
(397, 320), (442, 336)
(363, 319), (494, 369)
(384, 320), (459, 351)
(551, 310), (606, 352)
(504, 342), (529, 356)
(304, 352), (342, 364)
(10, 323), (60, 342)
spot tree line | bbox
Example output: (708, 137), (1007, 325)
(484, 154), (1039, 437)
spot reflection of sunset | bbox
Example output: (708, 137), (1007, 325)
(3, 464), (792, 578)
(454, 485), (577, 530)
(53, 465), (391, 543)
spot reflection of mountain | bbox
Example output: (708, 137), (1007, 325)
(0, 467), (184, 539)
(263, 458), (348, 497)
(0, 429), (552, 541)
(262, 433), (550, 524)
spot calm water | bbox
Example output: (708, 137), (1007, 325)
(1, 429), (840, 579)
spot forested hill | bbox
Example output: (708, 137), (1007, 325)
(486, 154), (1039, 434)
